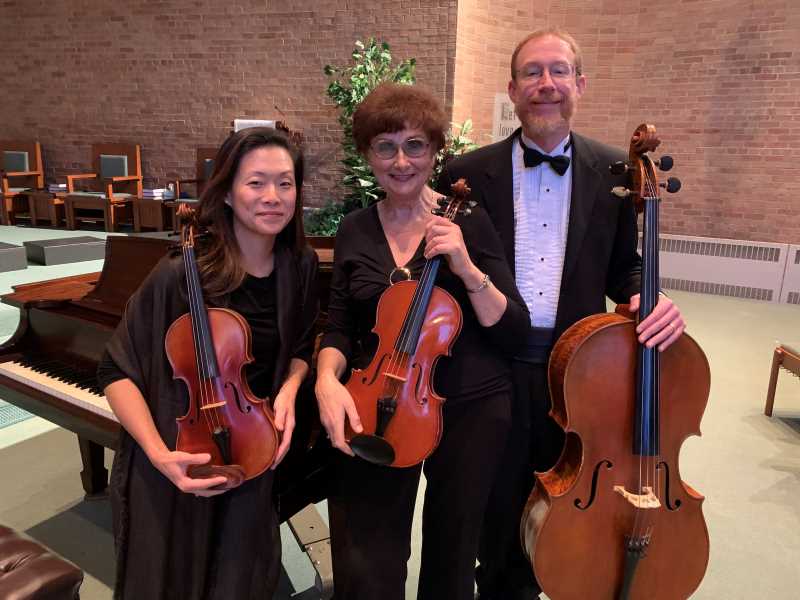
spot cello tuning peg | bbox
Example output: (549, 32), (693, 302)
(656, 155), (674, 171)
(611, 186), (631, 198)
(609, 161), (631, 175)
(659, 177), (681, 193)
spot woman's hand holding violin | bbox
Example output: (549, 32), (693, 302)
(148, 448), (229, 497)
(315, 371), (363, 456)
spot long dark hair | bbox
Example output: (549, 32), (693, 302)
(195, 127), (306, 299)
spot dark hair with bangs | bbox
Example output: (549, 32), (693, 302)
(194, 126), (306, 300)
(352, 83), (448, 155)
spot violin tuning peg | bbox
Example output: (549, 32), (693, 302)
(656, 155), (674, 171)
(609, 161), (631, 175)
(611, 186), (631, 198)
(660, 177), (681, 193)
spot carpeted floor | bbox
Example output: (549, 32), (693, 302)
(1, 225), (799, 598)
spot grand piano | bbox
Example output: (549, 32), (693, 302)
(0, 233), (335, 595)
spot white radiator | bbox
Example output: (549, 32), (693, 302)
(779, 245), (800, 305)
(644, 234), (793, 303)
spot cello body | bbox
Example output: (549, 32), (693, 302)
(522, 313), (710, 599)
(522, 124), (710, 599)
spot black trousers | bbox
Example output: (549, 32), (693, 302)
(475, 361), (565, 600)
(328, 393), (510, 600)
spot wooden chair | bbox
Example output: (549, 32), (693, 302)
(764, 344), (800, 416)
(65, 143), (142, 232)
(0, 141), (44, 225)
(165, 146), (217, 232)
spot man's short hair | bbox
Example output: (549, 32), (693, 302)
(510, 28), (584, 79)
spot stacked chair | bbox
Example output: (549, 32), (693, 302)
(0, 141), (44, 226)
(64, 143), (142, 232)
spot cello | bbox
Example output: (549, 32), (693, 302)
(165, 205), (279, 489)
(521, 124), (710, 599)
(344, 179), (474, 467)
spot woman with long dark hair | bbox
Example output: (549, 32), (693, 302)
(98, 127), (318, 599)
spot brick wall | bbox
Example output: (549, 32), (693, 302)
(0, 0), (457, 208)
(2, 0), (798, 243)
(452, 0), (800, 243)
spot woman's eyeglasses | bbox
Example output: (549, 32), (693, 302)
(370, 137), (431, 159)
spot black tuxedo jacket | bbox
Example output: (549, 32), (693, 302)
(438, 128), (642, 340)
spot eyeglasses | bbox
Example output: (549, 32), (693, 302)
(370, 137), (431, 160)
(515, 61), (578, 82)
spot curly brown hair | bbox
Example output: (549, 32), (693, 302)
(194, 127), (305, 300)
(352, 83), (448, 155)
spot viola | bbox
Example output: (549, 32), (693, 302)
(165, 205), (278, 489)
(521, 125), (710, 599)
(344, 179), (474, 467)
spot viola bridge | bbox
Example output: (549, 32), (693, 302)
(382, 372), (407, 383)
(613, 485), (661, 509)
(200, 401), (226, 410)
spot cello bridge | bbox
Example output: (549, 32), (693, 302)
(613, 485), (661, 509)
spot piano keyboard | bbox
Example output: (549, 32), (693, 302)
(0, 360), (117, 422)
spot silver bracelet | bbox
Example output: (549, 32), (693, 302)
(466, 272), (491, 293)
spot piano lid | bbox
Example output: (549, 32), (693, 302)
(73, 235), (174, 318)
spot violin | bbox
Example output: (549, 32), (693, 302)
(165, 205), (278, 489)
(344, 179), (475, 467)
(521, 125), (710, 599)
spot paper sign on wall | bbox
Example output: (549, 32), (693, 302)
(492, 93), (519, 142)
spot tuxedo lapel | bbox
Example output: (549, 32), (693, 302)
(479, 132), (518, 274)
(562, 132), (602, 286)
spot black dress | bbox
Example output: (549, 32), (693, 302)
(97, 244), (318, 600)
(321, 204), (529, 600)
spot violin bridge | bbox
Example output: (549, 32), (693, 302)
(200, 401), (227, 410)
(382, 372), (407, 383)
(613, 485), (662, 509)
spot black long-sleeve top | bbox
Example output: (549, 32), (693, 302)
(97, 271), (281, 398)
(320, 203), (529, 404)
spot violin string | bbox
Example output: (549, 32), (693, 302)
(382, 197), (460, 409)
(183, 243), (216, 436)
(187, 243), (223, 435)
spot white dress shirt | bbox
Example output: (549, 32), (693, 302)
(512, 133), (572, 328)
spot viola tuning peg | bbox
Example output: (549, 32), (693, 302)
(431, 208), (444, 216)
(437, 197), (450, 207)
(659, 177), (681, 193)
(656, 155), (674, 171)
(467, 200), (477, 208)
(609, 161), (631, 175)
(611, 186), (631, 198)
(458, 207), (472, 217)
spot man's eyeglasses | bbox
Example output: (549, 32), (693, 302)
(370, 137), (431, 160)
(515, 61), (578, 82)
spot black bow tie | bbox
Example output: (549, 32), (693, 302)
(520, 139), (570, 176)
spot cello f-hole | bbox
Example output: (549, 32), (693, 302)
(656, 461), (682, 510)
(574, 459), (613, 510)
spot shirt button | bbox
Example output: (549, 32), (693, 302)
(545, 188), (550, 192)
(540, 257), (544, 262)
(539, 291), (543, 296)
(543, 223), (548, 228)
